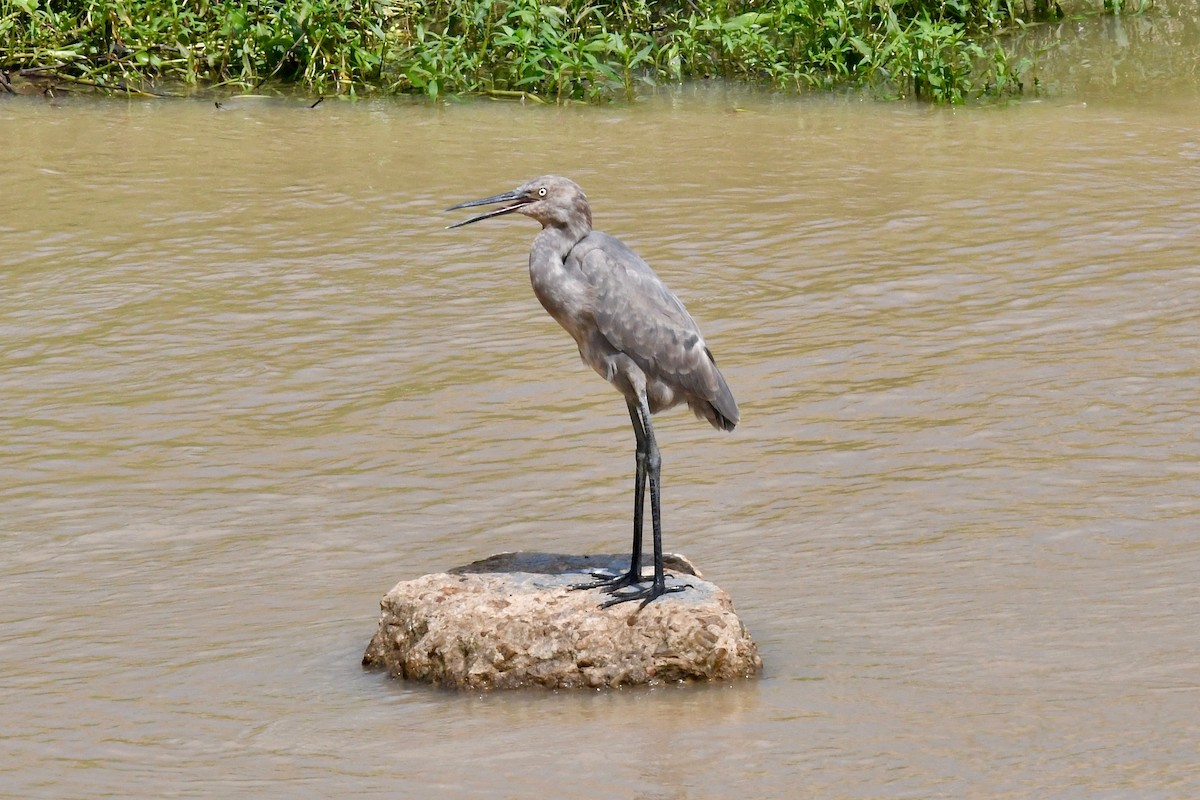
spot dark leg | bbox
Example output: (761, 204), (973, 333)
(571, 399), (648, 593)
(599, 396), (689, 610)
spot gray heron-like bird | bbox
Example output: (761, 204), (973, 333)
(446, 176), (738, 609)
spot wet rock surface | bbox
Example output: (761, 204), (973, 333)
(363, 552), (762, 690)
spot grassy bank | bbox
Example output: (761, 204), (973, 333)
(1, 0), (1079, 102)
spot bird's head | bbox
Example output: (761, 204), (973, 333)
(446, 175), (592, 234)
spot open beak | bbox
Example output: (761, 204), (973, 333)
(445, 189), (533, 229)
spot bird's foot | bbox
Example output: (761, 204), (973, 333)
(569, 569), (645, 593)
(572, 570), (693, 610)
(600, 581), (689, 611)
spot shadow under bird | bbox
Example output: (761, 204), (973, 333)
(446, 176), (738, 609)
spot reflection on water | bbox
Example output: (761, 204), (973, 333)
(3, 80), (1199, 797)
(1018, 0), (1200, 102)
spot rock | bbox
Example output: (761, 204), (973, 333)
(363, 552), (762, 690)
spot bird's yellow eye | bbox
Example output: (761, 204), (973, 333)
(538, 187), (547, 197)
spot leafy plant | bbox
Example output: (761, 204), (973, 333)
(0, 0), (1092, 101)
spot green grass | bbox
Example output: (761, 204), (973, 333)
(0, 0), (1094, 102)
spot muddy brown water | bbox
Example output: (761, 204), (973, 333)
(3, 78), (1199, 797)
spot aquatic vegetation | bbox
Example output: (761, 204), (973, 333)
(0, 0), (1130, 102)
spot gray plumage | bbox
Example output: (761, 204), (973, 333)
(447, 175), (737, 609)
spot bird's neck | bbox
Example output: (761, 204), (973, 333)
(535, 219), (590, 259)
(528, 223), (591, 340)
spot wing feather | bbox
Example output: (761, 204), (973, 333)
(570, 232), (738, 428)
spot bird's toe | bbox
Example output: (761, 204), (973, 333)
(599, 582), (689, 610)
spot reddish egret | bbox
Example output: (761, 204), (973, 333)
(447, 176), (738, 609)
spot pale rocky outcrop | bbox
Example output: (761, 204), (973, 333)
(363, 552), (762, 690)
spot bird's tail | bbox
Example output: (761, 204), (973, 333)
(692, 362), (739, 432)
